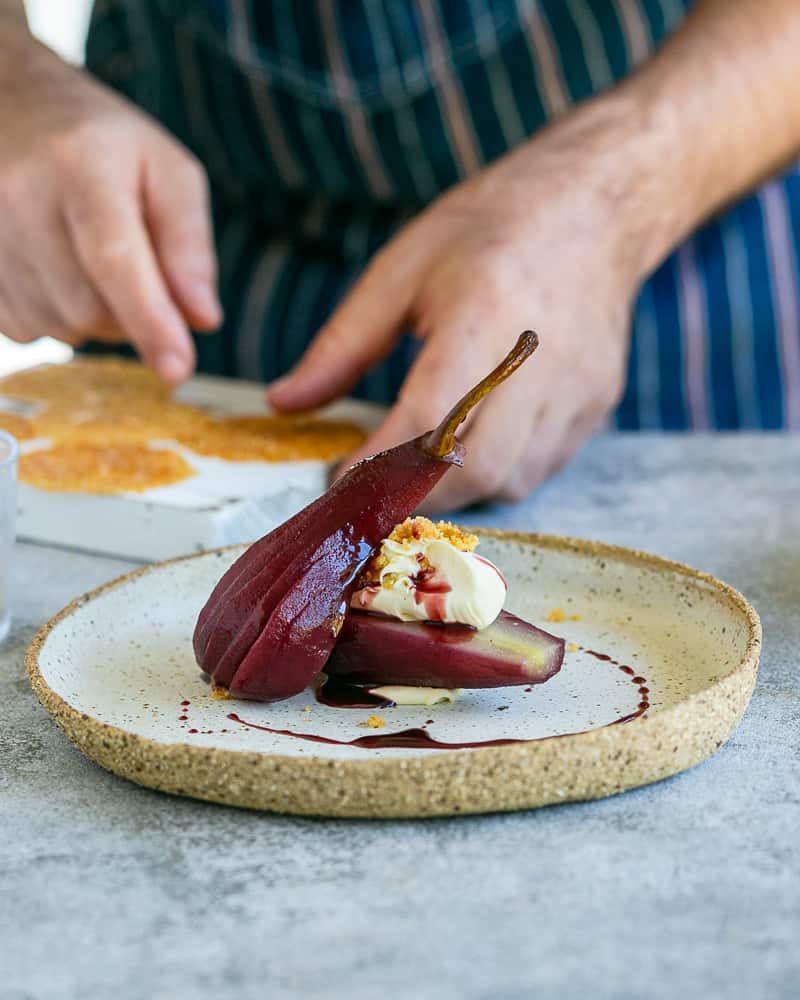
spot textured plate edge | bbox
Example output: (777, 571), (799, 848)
(25, 533), (762, 819)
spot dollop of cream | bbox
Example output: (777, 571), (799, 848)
(352, 536), (506, 630)
(369, 686), (459, 706)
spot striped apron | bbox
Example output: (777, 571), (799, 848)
(85, 0), (800, 429)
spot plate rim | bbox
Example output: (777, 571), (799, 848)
(25, 530), (762, 818)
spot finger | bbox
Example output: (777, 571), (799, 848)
(336, 318), (516, 490)
(28, 206), (119, 341)
(267, 245), (417, 411)
(421, 388), (539, 513)
(424, 339), (580, 510)
(331, 325), (513, 489)
(57, 326), (129, 348)
(0, 196), (104, 345)
(142, 145), (222, 332)
(65, 174), (196, 383)
(0, 248), (67, 344)
(498, 410), (599, 502)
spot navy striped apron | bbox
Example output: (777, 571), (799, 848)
(85, 0), (800, 429)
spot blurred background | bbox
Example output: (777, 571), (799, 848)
(0, 0), (93, 375)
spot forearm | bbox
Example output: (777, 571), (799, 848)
(611, 0), (800, 280)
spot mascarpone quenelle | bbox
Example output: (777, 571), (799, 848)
(351, 518), (507, 631)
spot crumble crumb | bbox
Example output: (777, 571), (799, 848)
(546, 607), (581, 623)
(567, 642), (580, 653)
(303, 705), (312, 713)
(388, 516), (478, 551)
(211, 686), (230, 700)
(364, 714), (386, 729)
(362, 516), (479, 584)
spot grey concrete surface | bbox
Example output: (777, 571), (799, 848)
(1, 434), (798, 1000)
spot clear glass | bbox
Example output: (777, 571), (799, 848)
(0, 431), (19, 643)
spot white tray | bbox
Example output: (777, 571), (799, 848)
(14, 372), (384, 562)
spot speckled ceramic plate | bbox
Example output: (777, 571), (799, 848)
(26, 532), (761, 818)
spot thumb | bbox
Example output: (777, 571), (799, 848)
(143, 141), (222, 332)
(267, 247), (415, 412)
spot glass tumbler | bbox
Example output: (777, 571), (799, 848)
(0, 430), (19, 642)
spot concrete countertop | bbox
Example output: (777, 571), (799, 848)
(2, 434), (798, 1000)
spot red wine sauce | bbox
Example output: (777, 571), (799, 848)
(314, 675), (395, 709)
(183, 645), (649, 749)
(226, 713), (523, 750)
(582, 648), (650, 724)
(410, 567), (452, 621)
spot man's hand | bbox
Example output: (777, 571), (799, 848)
(270, 0), (800, 509)
(269, 100), (644, 510)
(0, 23), (221, 382)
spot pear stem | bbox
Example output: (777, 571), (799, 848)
(422, 330), (540, 459)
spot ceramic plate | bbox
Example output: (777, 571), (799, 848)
(26, 532), (761, 818)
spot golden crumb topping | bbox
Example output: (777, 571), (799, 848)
(546, 607), (581, 623)
(362, 516), (479, 585)
(387, 515), (478, 550)
(211, 686), (231, 700)
(364, 714), (386, 729)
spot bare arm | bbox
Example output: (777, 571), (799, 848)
(620, 0), (800, 280)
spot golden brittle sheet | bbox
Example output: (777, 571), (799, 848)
(0, 358), (367, 495)
(20, 443), (195, 495)
(176, 414), (367, 463)
(0, 411), (35, 442)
